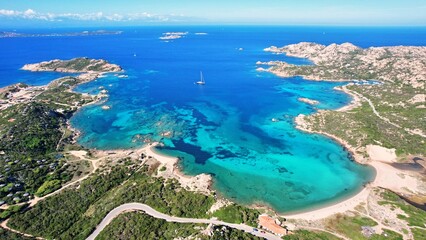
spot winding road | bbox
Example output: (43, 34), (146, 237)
(86, 203), (282, 240)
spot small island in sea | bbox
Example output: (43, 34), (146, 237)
(21, 57), (122, 73)
(297, 97), (319, 105)
(0, 31), (426, 239)
(159, 32), (189, 40)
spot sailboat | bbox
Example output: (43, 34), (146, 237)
(196, 71), (205, 85)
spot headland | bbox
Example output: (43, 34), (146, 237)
(260, 42), (426, 239)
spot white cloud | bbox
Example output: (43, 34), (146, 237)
(23, 9), (36, 16)
(0, 9), (16, 16)
(0, 9), (188, 22)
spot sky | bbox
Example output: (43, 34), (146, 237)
(0, 0), (426, 27)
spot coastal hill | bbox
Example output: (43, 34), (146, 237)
(260, 42), (426, 88)
(260, 42), (425, 156)
(22, 57), (122, 73)
(0, 58), (122, 208)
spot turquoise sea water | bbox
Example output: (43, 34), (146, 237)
(2, 26), (426, 213)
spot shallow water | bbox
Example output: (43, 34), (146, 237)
(2, 26), (425, 212)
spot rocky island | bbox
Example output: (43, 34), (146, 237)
(298, 97), (319, 105)
(159, 32), (189, 40)
(22, 57), (122, 73)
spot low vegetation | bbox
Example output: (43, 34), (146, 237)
(6, 160), (267, 239)
(97, 211), (263, 240)
(209, 225), (264, 240)
(0, 204), (28, 221)
(96, 211), (206, 240)
(378, 190), (426, 227)
(26, 57), (122, 73)
(0, 102), (73, 204)
(411, 228), (426, 240)
(8, 165), (216, 239)
(8, 166), (131, 239)
(0, 75), (94, 204)
(348, 83), (425, 134)
(0, 228), (33, 240)
(324, 213), (402, 240)
(304, 99), (425, 156)
(35, 77), (93, 108)
(212, 203), (260, 227)
(282, 229), (341, 240)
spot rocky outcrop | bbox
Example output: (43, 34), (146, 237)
(262, 42), (426, 88)
(298, 97), (319, 105)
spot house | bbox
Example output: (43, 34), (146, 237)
(259, 215), (287, 236)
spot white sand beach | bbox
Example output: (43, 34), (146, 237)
(290, 92), (425, 221)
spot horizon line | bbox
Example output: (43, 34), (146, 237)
(2, 23), (426, 29)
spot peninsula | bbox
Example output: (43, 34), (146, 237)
(261, 42), (425, 87)
(260, 42), (426, 240)
(0, 58), (122, 206)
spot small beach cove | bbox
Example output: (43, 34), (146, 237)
(67, 28), (376, 213)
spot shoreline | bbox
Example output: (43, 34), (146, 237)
(145, 140), (375, 219)
(287, 83), (423, 221)
(147, 145), (212, 195)
(68, 78), (378, 219)
(92, 142), (214, 195)
(284, 185), (372, 220)
(285, 83), (374, 220)
(6, 58), (417, 224)
(287, 119), (375, 220)
(56, 57), (385, 219)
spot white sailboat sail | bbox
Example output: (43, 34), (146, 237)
(196, 71), (205, 85)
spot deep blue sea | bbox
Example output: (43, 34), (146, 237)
(1, 26), (425, 213)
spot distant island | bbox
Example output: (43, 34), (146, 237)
(0, 30), (123, 38)
(159, 32), (189, 40)
(22, 57), (122, 73)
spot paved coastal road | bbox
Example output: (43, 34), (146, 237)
(86, 203), (282, 240)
